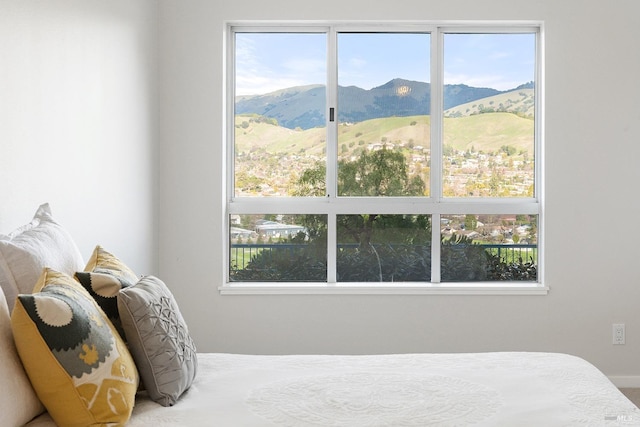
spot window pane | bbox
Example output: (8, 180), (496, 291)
(234, 33), (326, 197)
(337, 33), (430, 197)
(440, 214), (538, 282)
(443, 33), (535, 198)
(229, 214), (327, 281)
(337, 214), (431, 282)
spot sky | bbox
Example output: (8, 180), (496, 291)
(235, 32), (535, 96)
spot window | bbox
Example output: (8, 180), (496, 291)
(224, 22), (544, 293)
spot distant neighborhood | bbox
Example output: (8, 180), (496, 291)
(234, 124), (534, 199)
(231, 212), (537, 247)
(230, 218), (305, 241)
(232, 79), (537, 246)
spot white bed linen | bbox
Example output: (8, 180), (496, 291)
(25, 352), (640, 426)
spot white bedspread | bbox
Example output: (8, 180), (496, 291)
(26, 352), (640, 426)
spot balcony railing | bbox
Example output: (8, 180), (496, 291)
(476, 244), (538, 264)
(230, 243), (537, 270)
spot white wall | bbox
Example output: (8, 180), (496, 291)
(158, 0), (640, 379)
(2, 0), (637, 381)
(0, 0), (158, 273)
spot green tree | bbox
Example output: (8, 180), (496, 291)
(290, 148), (427, 249)
(443, 144), (455, 156)
(290, 147), (425, 198)
(464, 214), (478, 231)
(339, 147), (424, 197)
(290, 161), (325, 197)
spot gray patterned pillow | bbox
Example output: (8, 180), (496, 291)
(117, 276), (197, 406)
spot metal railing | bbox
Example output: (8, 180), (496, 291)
(230, 243), (537, 269)
(477, 244), (538, 264)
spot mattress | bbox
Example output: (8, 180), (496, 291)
(26, 352), (640, 426)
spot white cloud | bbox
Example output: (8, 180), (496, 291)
(235, 39), (326, 95)
(444, 72), (518, 91)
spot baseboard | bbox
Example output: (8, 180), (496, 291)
(609, 376), (640, 388)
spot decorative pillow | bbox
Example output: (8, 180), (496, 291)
(11, 268), (139, 427)
(0, 288), (44, 427)
(84, 245), (139, 279)
(76, 246), (139, 339)
(0, 203), (84, 310)
(118, 276), (197, 406)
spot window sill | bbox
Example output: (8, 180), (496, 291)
(219, 282), (548, 296)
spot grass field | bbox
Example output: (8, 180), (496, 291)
(235, 111), (534, 158)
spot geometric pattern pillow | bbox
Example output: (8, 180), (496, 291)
(118, 276), (197, 407)
(11, 268), (139, 426)
(76, 246), (139, 340)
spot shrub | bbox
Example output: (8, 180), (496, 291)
(231, 238), (536, 282)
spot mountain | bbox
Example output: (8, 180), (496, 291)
(235, 79), (532, 130)
(235, 84), (326, 130)
(444, 87), (535, 119)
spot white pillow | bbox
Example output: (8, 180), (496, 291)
(0, 203), (84, 310)
(0, 288), (45, 426)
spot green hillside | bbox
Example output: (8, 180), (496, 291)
(444, 88), (534, 119)
(235, 115), (326, 157)
(235, 111), (533, 157)
(234, 111), (534, 197)
(444, 113), (533, 153)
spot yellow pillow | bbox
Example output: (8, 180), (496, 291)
(11, 268), (139, 427)
(75, 245), (140, 341)
(84, 245), (138, 280)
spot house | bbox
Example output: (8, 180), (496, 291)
(255, 221), (306, 239)
(1, 0), (639, 386)
(230, 226), (256, 240)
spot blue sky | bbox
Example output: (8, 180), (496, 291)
(235, 32), (535, 96)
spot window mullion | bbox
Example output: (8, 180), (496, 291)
(326, 27), (338, 283)
(535, 27), (544, 284)
(327, 213), (337, 283)
(430, 28), (444, 283)
(226, 26), (237, 202)
(430, 28), (444, 202)
(326, 28), (338, 199)
(431, 213), (441, 283)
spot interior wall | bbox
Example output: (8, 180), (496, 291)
(157, 0), (639, 379)
(0, 0), (158, 273)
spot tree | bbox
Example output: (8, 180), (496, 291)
(464, 214), (478, 231)
(290, 147), (425, 198)
(339, 147), (424, 197)
(290, 148), (428, 249)
(290, 161), (325, 197)
(235, 147), (536, 282)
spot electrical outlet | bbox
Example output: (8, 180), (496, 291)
(613, 323), (625, 345)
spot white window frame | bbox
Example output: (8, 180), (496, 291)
(221, 21), (546, 295)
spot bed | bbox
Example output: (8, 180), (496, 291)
(21, 352), (640, 426)
(2, 204), (639, 426)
